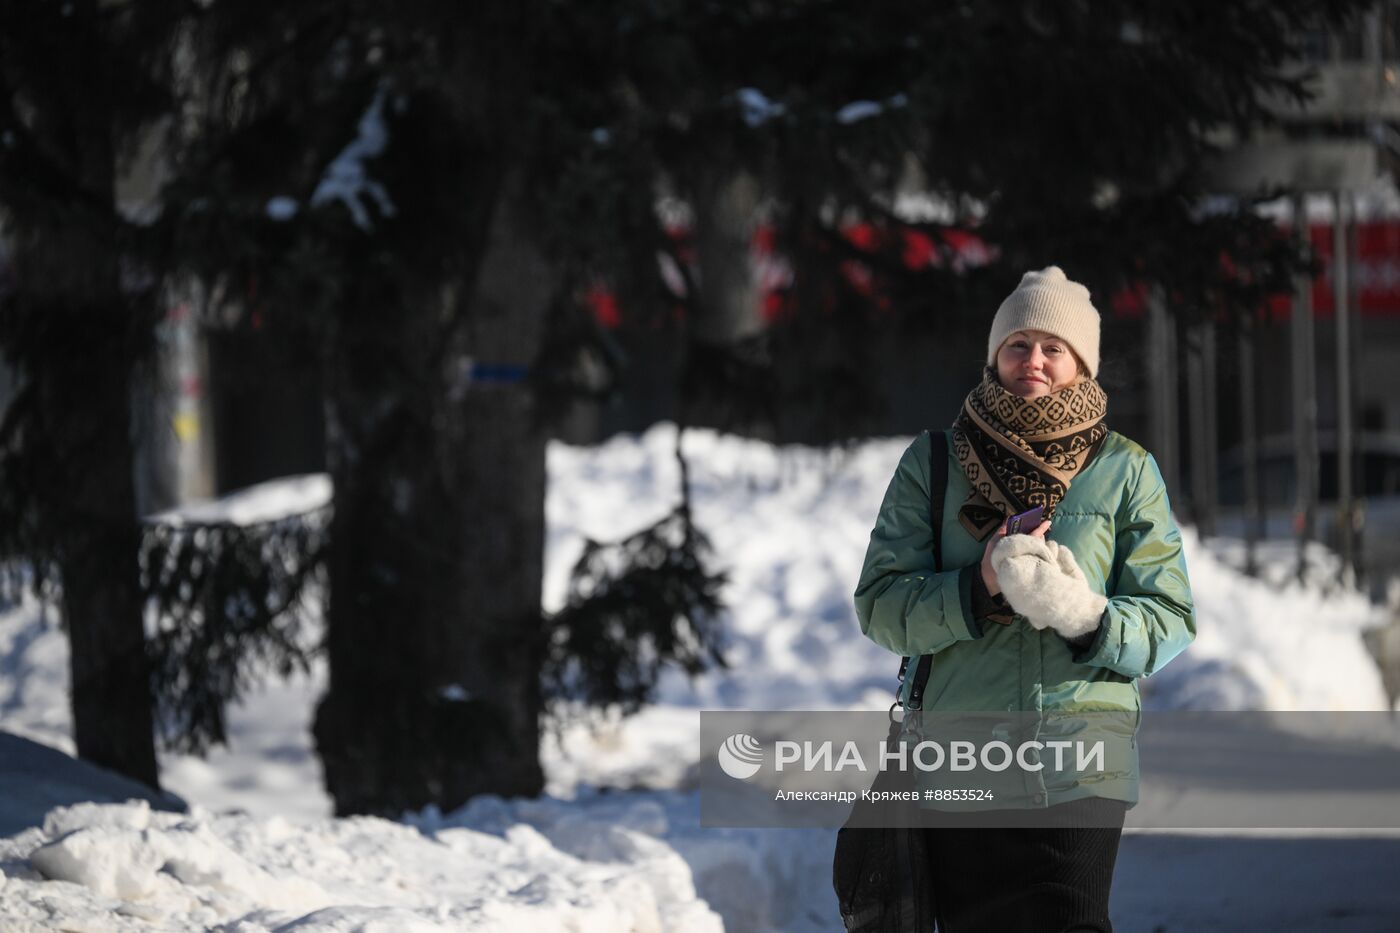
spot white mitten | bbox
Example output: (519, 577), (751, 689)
(989, 535), (1106, 638)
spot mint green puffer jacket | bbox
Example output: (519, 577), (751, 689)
(853, 428), (1196, 808)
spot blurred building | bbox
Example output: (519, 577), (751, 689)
(1188, 4), (1400, 591)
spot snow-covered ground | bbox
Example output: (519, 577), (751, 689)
(2, 424), (1398, 931)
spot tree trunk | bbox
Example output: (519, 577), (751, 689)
(313, 173), (553, 817)
(13, 0), (160, 788)
(683, 164), (772, 436)
(304, 0), (552, 818)
(692, 166), (764, 347)
(48, 345), (159, 789)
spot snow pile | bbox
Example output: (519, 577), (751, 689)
(545, 429), (911, 713)
(0, 798), (724, 932)
(145, 473), (331, 526)
(411, 790), (835, 933)
(0, 592), (73, 755)
(0, 733), (183, 839)
(1148, 526), (1388, 710)
(547, 425), (1391, 713)
(28, 801), (326, 909)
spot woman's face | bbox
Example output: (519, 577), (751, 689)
(995, 329), (1082, 399)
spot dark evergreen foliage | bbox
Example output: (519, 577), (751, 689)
(543, 438), (728, 715)
(141, 507), (329, 754)
(0, 0), (189, 787)
(146, 0), (734, 813)
(546, 0), (1367, 442)
(544, 505), (727, 712)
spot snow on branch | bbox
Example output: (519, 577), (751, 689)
(310, 85), (397, 231)
(835, 93), (908, 125)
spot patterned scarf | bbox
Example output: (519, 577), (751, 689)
(951, 367), (1109, 541)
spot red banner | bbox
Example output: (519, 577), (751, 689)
(1268, 222), (1400, 319)
(584, 221), (1400, 326)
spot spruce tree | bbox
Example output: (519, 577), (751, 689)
(0, 0), (186, 788)
(165, 0), (730, 815)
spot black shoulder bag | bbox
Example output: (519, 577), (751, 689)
(832, 429), (948, 932)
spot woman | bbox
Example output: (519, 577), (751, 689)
(853, 266), (1195, 932)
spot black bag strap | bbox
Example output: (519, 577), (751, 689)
(897, 429), (947, 708)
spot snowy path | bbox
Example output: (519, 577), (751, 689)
(1115, 832), (1400, 932)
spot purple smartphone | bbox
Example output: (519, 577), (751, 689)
(1004, 505), (1045, 535)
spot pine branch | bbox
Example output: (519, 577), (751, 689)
(140, 505), (330, 754)
(541, 429), (728, 721)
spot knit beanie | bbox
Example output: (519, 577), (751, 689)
(985, 266), (1101, 378)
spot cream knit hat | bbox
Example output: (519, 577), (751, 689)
(985, 266), (1100, 378)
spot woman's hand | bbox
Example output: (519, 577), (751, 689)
(991, 534), (1105, 638)
(980, 518), (1050, 596)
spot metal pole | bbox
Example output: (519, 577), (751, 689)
(1292, 194), (1320, 583)
(1165, 303), (1180, 503)
(1146, 290), (1168, 468)
(1186, 322), (1217, 537)
(1203, 321), (1219, 533)
(1348, 199), (1367, 591)
(1146, 287), (1181, 502)
(1334, 189), (1355, 587)
(1239, 311), (1261, 577)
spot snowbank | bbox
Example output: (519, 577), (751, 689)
(547, 425), (1391, 713)
(0, 733), (184, 839)
(0, 798), (724, 932)
(1150, 528), (1389, 710)
(412, 790), (836, 933)
(144, 474), (331, 527)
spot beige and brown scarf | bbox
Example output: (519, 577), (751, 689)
(951, 367), (1109, 541)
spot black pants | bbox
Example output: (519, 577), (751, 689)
(921, 798), (1127, 933)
